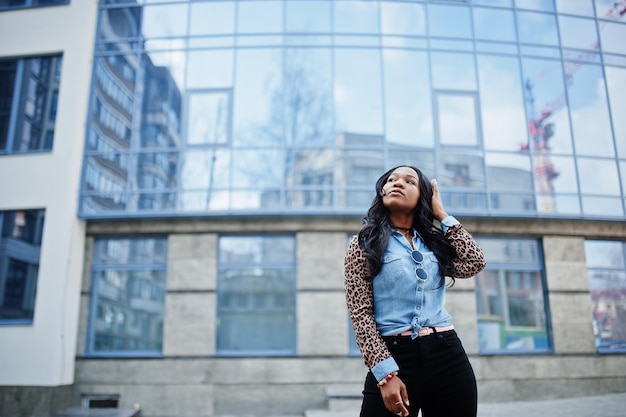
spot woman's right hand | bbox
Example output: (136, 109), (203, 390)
(380, 376), (410, 416)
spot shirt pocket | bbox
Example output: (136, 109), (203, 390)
(379, 253), (407, 283)
(424, 253), (444, 289)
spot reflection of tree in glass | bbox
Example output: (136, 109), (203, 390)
(242, 49), (333, 207)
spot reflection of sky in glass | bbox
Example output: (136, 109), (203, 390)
(333, 1), (379, 34)
(237, 1), (282, 34)
(285, 1), (331, 32)
(427, 4), (472, 38)
(186, 50), (233, 89)
(189, 2), (234, 35)
(334, 49), (383, 135)
(436, 95), (478, 146)
(555, 0), (594, 17)
(87, 0), (626, 218)
(473, 7), (516, 41)
(477, 55), (527, 151)
(431, 52), (476, 90)
(380, 2), (426, 36)
(558, 16), (598, 50)
(521, 57), (573, 154)
(548, 156), (578, 193)
(233, 49), (281, 146)
(585, 240), (625, 268)
(517, 11), (559, 45)
(187, 92), (229, 145)
(142, 4), (188, 37)
(567, 65), (614, 157)
(383, 50), (432, 146)
(595, 0), (625, 19)
(515, 0), (554, 12)
(605, 67), (626, 158)
(472, 0), (512, 7)
(600, 22), (626, 55)
(145, 49), (186, 91)
(577, 158), (620, 195)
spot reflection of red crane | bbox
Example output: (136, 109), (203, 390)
(522, 1), (626, 213)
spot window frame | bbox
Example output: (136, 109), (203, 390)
(0, 209), (45, 325)
(584, 239), (626, 354)
(474, 236), (554, 355)
(84, 235), (167, 358)
(0, 0), (69, 12)
(0, 54), (63, 155)
(215, 233), (297, 356)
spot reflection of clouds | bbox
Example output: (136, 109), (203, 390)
(600, 21), (626, 55)
(605, 67), (626, 157)
(431, 52), (476, 90)
(437, 96), (477, 146)
(334, 1), (378, 33)
(142, 4), (188, 38)
(517, 11), (558, 45)
(145, 42), (186, 89)
(577, 158), (620, 195)
(558, 15), (598, 50)
(555, 0), (594, 16)
(569, 75), (613, 157)
(477, 56), (527, 151)
(383, 50), (433, 146)
(380, 2), (426, 36)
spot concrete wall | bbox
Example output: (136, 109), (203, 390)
(71, 217), (626, 416)
(0, 1), (97, 389)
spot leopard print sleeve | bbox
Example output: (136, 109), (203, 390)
(344, 235), (393, 371)
(444, 223), (487, 279)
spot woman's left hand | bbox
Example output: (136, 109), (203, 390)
(431, 179), (449, 222)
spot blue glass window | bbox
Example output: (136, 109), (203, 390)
(0, 0), (67, 11)
(0, 55), (62, 155)
(474, 237), (552, 354)
(0, 209), (44, 324)
(584, 240), (626, 353)
(217, 235), (296, 355)
(86, 237), (167, 356)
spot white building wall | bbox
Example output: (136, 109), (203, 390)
(0, 1), (97, 386)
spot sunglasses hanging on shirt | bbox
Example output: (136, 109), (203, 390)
(410, 249), (428, 282)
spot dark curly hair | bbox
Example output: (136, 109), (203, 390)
(357, 165), (457, 284)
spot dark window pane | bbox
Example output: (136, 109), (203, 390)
(217, 235), (296, 354)
(474, 238), (551, 353)
(88, 237), (167, 355)
(585, 240), (626, 352)
(0, 209), (45, 323)
(0, 55), (61, 154)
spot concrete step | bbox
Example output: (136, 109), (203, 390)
(304, 410), (357, 417)
(325, 386), (362, 412)
(53, 408), (140, 417)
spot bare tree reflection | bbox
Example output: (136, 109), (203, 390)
(239, 48), (333, 208)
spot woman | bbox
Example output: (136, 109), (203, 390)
(344, 165), (486, 417)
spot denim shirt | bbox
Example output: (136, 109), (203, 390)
(370, 216), (459, 380)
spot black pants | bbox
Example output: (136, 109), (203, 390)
(360, 330), (477, 417)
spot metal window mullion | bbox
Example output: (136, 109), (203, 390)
(6, 59), (24, 152)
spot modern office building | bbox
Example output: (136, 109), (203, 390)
(1, 1), (625, 416)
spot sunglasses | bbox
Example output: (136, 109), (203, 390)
(410, 250), (428, 281)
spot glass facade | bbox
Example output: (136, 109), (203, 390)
(474, 237), (551, 353)
(0, 55), (62, 155)
(79, 0), (626, 219)
(0, 0), (68, 11)
(217, 235), (296, 355)
(86, 237), (167, 355)
(585, 240), (626, 353)
(0, 209), (44, 324)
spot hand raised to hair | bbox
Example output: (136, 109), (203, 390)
(431, 179), (449, 222)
